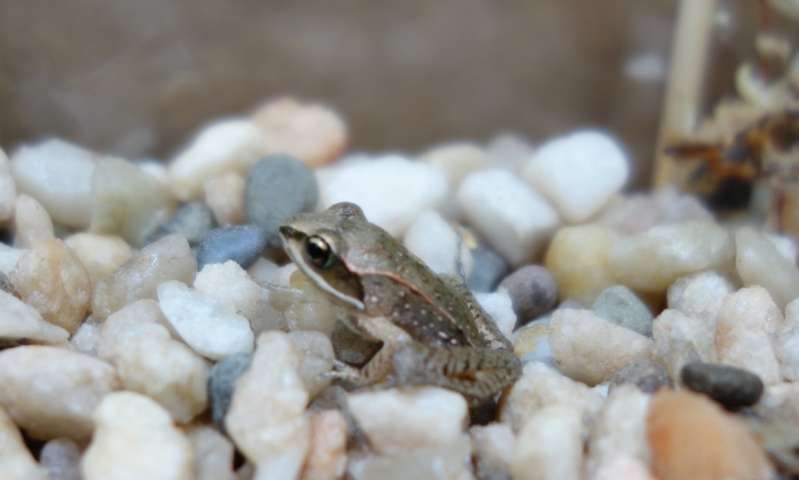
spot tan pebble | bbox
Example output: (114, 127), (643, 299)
(302, 410), (347, 480)
(92, 234), (197, 320)
(545, 224), (620, 304)
(647, 390), (773, 480)
(204, 172), (245, 225)
(12, 238), (91, 333)
(65, 233), (132, 286)
(251, 96), (348, 168)
(13, 194), (54, 248)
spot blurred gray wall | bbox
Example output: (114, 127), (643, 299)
(0, 1), (755, 187)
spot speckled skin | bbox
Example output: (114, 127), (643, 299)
(280, 202), (521, 402)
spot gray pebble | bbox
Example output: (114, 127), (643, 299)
(609, 358), (672, 394)
(498, 265), (557, 326)
(209, 353), (252, 429)
(467, 246), (509, 292)
(592, 285), (653, 336)
(146, 202), (217, 246)
(40, 438), (81, 480)
(681, 361), (764, 410)
(245, 154), (319, 247)
(196, 225), (267, 269)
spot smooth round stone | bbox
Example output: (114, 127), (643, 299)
(209, 353), (252, 429)
(609, 358), (672, 394)
(147, 201), (217, 246)
(467, 245), (508, 293)
(196, 225), (267, 269)
(591, 285), (653, 337)
(680, 362), (764, 410)
(245, 154), (318, 247)
(499, 265), (557, 325)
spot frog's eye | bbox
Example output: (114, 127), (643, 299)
(305, 235), (335, 269)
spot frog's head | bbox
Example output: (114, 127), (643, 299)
(279, 202), (367, 310)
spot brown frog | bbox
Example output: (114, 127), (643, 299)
(279, 202), (521, 403)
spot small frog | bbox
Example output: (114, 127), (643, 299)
(279, 202), (521, 404)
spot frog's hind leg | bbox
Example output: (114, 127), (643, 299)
(392, 343), (522, 401)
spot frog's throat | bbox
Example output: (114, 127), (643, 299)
(284, 247), (366, 311)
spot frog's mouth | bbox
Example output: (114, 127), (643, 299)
(279, 225), (366, 311)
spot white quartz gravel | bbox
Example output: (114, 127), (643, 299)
(403, 210), (462, 276)
(168, 119), (267, 201)
(523, 130), (629, 223)
(11, 139), (95, 227)
(81, 392), (194, 480)
(0, 346), (118, 440)
(225, 331), (309, 480)
(157, 281), (254, 360)
(457, 169), (559, 265)
(347, 387), (468, 455)
(317, 155), (448, 236)
(475, 289), (517, 338)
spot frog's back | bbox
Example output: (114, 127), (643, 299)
(343, 220), (510, 351)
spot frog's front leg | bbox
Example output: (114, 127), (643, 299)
(391, 343), (522, 401)
(326, 316), (412, 387)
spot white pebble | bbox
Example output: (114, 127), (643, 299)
(457, 169), (559, 266)
(500, 362), (603, 433)
(226, 332), (310, 480)
(0, 148), (16, 223)
(157, 281), (254, 360)
(347, 434), (472, 480)
(168, 119), (267, 201)
(92, 234), (197, 320)
(667, 270), (735, 326)
(0, 289), (68, 344)
(288, 330), (335, 397)
(550, 309), (653, 385)
(10, 139), (95, 227)
(716, 286), (783, 384)
(512, 405), (584, 480)
(70, 318), (102, 356)
(403, 210), (460, 276)
(81, 392), (193, 480)
(475, 290), (517, 339)
(471, 423), (515, 478)
(194, 261), (281, 335)
(0, 244), (24, 276)
(318, 154), (448, 236)
(778, 299), (799, 381)
(347, 387), (467, 455)
(0, 405), (47, 480)
(0, 346), (118, 440)
(653, 309), (714, 379)
(188, 425), (235, 480)
(523, 130), (629, 223)
(99, 300), (209, 422)
(609, 221), (734, 293)
(736, 227), (799, 308)
(585, 385), (650, 477)
(766, 232), (798, 264)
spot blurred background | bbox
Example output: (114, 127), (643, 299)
(0, 1), (764, 187)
